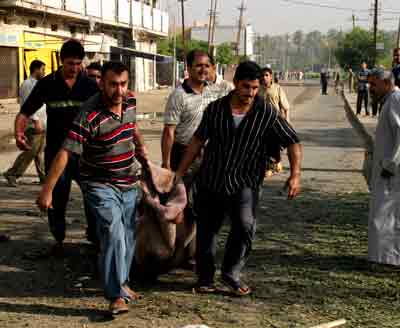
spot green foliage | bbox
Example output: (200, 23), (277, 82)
(335, 27), (396, 70)
(216, 43), (235, 65)
(156, 36), (208, 61)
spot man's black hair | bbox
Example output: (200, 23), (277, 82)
(261, 66), (273, 75)
(29, 60), (45, 75)
(87, 61), (102, 71)
(234, 61), (262, 81)
(101, 61), (129, 77)
(60, 39), (85, 61)
(186, 49), (212, 67)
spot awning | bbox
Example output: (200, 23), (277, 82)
(110, 46), (172, 62)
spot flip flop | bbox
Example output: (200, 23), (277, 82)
(220, 275), (251, 297)
(194, 284), (217, 294)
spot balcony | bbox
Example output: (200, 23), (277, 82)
(0, 0), (169, 36)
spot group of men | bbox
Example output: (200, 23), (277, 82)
(6, 39), (302, 314)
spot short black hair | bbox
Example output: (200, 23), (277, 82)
(101, 61), (129, 77)
(234, 61), (262, 81)
(261, 66), (273, 75)
(86, 62), (102, 71)
(29, 60), (45, 75)
(186, 49), (211, 67)
(60, 39), (85, 61)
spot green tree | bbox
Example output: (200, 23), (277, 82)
(216, 43), (234, 64)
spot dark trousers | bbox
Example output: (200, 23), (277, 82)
(170, 142), (187, 171)
(321, 82), (328, 95)
(356, 90), (369, 115)
(45, 149), (97, 244)
(195, 187), (258, 285)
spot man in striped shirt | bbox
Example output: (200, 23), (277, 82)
(15, 40), (99, 252)
(176, 61), (302, 296)
(37, 61), (147, 314)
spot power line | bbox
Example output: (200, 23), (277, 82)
(280, 0), (400, 14)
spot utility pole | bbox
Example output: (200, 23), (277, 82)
(210, 0), (218, 54)
(397, 17), (400, 48)
(235, 0), (246, 57)
(173, 14), (177, 88)
(373, 0), (378, 66)
(352, 13), (356, 30)
(207, 0), (214, 48)
(179, 0), (188, 68)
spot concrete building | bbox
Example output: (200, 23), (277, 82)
(0, 0), (170, 100)
(190, 24), (254, 60)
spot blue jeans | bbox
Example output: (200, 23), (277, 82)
(81, 183), (138, 300)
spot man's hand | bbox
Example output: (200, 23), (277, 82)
(37, 188), (53, 211)
(136, 145), (149, 161)
(285, 173), (301, 199)
(161, 162), (171, 170)
(15, 132), (31, 151)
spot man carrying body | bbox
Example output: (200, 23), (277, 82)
(392, 48), (400, 89)
(161, 49), (214, 172)
(37, 61), (147, 314)
(4, 60), (46, 186)
(15, 39), (99, 253)
(356, 62), (370, 116)
(367, 69), (400, 266)
(175, 61), (302, 296)
(260, 66), (291, 175)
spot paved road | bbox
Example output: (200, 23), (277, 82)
(0, 87), (378, 327)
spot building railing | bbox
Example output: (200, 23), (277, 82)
(9, 0), (169, 34)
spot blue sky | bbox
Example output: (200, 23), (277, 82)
(164, 0), (400, 35)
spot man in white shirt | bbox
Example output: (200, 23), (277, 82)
(4, 60), (46, 186)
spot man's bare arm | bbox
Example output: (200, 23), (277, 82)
(176, 135), (204, 180)
(15, 113), (31, 150)
(37, 149), (70, 210)
(133, 126), (148, 160)
(161, 124), (176, 170)
(285, 143), (302, 199)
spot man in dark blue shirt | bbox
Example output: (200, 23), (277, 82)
(14, 40), (99, 255)
(356, 62), (370, 116)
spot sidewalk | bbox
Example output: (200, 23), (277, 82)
(342, 90), (376, 152)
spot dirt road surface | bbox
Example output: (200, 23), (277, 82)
(1, 87), (397, 328)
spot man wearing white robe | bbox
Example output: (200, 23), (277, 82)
(368, 68), (400, 266)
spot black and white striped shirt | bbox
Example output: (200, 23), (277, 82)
(194, 92), (300, 194)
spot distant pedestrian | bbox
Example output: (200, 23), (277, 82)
(334, 70), (340, 94)
(86, 61), (102, 87)
(4, 60), (46, 187)
(14, 39), (99, 254)
(37, 61), (147, 314)
(356, 62), (370, 116)
(320, 69), (328, 95)
(348, 67), (355, 93)
(392, 48), (400, 89)
(260, 66), (291, 175)
(175, 61), (302, 296)
(367, 68), (400, 266)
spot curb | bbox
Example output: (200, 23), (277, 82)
(341, 90), (374, 152)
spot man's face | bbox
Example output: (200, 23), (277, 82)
(368, 75), (386, 100)
(361, 62), (367, 70)
(234, 79), (260, 105)
(207, 64), (217, 83)
(34, 65), (46, 80)
(100, 70), (129, 106)
(188, 55), (211, 83)
(87, 68), (102, 87)
(393, 49), (400, 65)
(261, 71), (273, 87)
(62, 57), (82, 79)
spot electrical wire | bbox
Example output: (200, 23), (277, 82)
(280, 0), (400, 14)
